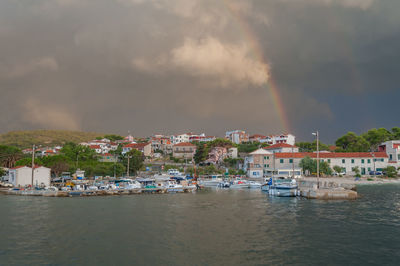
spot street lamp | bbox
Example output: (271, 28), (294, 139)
(312, 131), (319, 189)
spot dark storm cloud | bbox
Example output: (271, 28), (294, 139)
(0, 0), (399, 142)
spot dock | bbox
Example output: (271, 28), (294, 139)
(298, 179), (358, 200)
(0, 187), (197, 197)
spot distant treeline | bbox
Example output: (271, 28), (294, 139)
(0, 130), (105, 149)
(297, 127), (400, 152)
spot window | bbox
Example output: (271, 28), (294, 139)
(267, 164), (270, 168)
(361, 159), (365, 164)
(342, 159), (345, 164)
(280, 159), (284, 163)
(351, 159), (355, 163)
(368, 167), (371, 172)
(381, 158), (384, 162)
(264, 156), (267, 160)
(267, 156), (269, 160)
(264, 164), (267, 168)
(390, 154), (393, 160)
(368, 159), (371, 164)
(289, 159), (293, 163)
(328, 159), (331, 163)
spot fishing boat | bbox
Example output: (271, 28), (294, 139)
(199, 175), (223, 187)
(115, 179), (141, 190)
(217, 180), (231, 188)
(230, 179), (250, 189)
(164, 179), (184, 192)
(248, 181), (262, 189)
(263, 176), (298, 197)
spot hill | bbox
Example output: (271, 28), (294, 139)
(0, 130), (104, 149)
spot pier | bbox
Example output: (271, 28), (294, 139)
(0, 187), (197, 197)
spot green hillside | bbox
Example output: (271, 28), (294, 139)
(0, 130), (104, 149)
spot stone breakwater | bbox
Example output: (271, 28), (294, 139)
(297, 179), (358, 200)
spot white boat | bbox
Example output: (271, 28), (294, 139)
(248, 181), (262, 189)
(230, 179), (250, 189)
(264, 177), (298, 197)
(45, 186), (59, 191)
(115, 179), (141, 190)
(154, 173), (171, 182)
(217, 181), (231, 188)
(87, 185), (99, 191)
(164, 179), (184, 192)
(200, 175), (223, 187)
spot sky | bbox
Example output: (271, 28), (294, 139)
(1, 0), (399, 143)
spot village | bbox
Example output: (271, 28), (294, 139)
(0, 128), (399, 199)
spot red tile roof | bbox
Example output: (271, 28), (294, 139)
(123, 143), (150, 149)
(264, 143), (297, 149)
(274, 152), (388, 159)
(90, 145), (101, 149)
(174, 142), (197, 147)
(250, 134), (267, 138)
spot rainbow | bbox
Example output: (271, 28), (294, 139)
(223, 0), (291, 133)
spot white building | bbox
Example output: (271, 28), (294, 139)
(225, 130), (249, 144)
(379, 140), (400, 165)
(259, 134), (296, 146)
(8, 166), (51, 187)
(264, 143), (299, 153)
(274, 152), (388, 176)
(244, 151), (389, 177)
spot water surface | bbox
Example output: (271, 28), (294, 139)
(0, 185), (399, 265)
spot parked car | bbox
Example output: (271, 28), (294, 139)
(369, 171), (382, 176)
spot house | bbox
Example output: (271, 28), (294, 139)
(189, 135), (216, 142)
(8, 166), (51, 187)
(244, 149), (273, 178)
(249, 134), (267, 142)
(264, 143), (299, 153)
(259, 134), (296, 146)
(225, 130), (249, 144)
(89, 145), (103, 154)
(172, 142), (197, 160)
(122, 142), (152, 157)
(244, 151), (388, 177)
(274, 152), (388, 176)
(379, 140), (400, 166)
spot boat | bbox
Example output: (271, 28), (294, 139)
(263, 176), (298, 197)
(199, 175), (223, 187)
(163, 179), (184, 192)
(230, 179), (250, 189)
(115, 179), (141, 190)
(217, 180), (231, 188)
(248, 181), (262, 189)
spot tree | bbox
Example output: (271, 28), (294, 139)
(333, 165), (343, 175)
(362, 128), (391, 151)
(299, 156), (315, 175)
(299, 156), (332, 176)
(123, 149), (144, 176)
(336, 132), (370, 152)
(297, 141), (330, 152)
(237, 142), (259, 153)
(383, 166), (397, 178)
(352, 166), (361, 177)
(0, 167), (5, 177)
(103, 134), (124, 141)
(0, 145), (24, 168)
(42, 155), (71, 177)
(391, 127), (400, 140)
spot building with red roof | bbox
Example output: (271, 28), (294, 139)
(172, 142), (197, 160)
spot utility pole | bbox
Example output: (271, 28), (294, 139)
(31, 144), (35, 187)
(312, 131), (320, 189)
(292, 146), (295, 179)
(127, 155), (132, 177)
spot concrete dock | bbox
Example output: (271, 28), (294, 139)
(298, 179), (357, 200)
